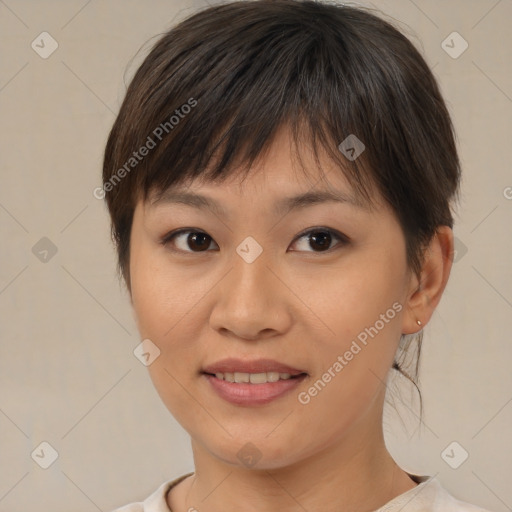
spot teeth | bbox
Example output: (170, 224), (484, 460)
(266, 372), (280, 383)
(234, 372), (249, 383)
(249, 373), (267, 384)
(212, 371), (296, 383)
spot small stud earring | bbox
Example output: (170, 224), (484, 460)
(417, 319), (422, 326)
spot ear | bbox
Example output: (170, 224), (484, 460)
(401, 226), (454, 335)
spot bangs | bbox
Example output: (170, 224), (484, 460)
(146, 115), (375, 208)
(103, 0), (460, 291)
(122, 2), (395, 207)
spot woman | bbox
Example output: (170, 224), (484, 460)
(102, 0), (493, 510)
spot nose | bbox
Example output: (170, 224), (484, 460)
(208, 246), (292, 341)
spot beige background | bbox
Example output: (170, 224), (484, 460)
(1, 0), (511, 511)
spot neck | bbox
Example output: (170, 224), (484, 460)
(176, 407), (417, 512)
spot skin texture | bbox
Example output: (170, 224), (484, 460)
(128, 125), (454, 512)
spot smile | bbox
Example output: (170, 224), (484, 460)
(202, 372), (307, 406)
(210, 371), (298, 383)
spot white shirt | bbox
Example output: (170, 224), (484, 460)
(111, 472), (494, 512)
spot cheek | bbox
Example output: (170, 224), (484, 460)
(129, 240), (212, 396)
(301, 246), (405, 345)
(130, 240), (205, 339)
(300, 244), (407, 397)
(129, 243), (205, 428)
(289, 255), (406, 446)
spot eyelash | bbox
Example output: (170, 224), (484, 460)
(160, 227), (350, 255)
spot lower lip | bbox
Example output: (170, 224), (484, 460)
(203, 373), (307, 406)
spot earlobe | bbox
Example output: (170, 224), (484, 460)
(401, 226), (454, 335)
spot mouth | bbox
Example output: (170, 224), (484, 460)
(201, 358), (308, 406)
(202, 357), (307, 377)
(203, 371), (307, 384)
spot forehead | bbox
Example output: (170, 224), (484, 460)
(146, 123), (380, 216)
(147, 164), (372, 223)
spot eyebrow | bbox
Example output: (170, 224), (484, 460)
(150, 188), (367, 218)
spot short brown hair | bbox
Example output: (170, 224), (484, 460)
(102, 0), (461, 409)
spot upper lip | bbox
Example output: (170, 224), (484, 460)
(202, 358), (306, 376)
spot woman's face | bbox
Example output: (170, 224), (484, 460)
(129, 126), (419, 469)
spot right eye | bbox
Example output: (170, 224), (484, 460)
(160, 229), (219, 253)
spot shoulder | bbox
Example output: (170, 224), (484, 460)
(436, 490), (494, 512)
(110, 504), (143, 512)
(381, 475), (495, 512)
(108, 473), (194, 512)
(427, 477), (494, 512)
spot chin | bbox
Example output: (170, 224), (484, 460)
(203, 435), (308, 472)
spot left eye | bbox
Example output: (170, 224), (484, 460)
(161, 227), (348, 254)
(291, 228), (348, 253)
